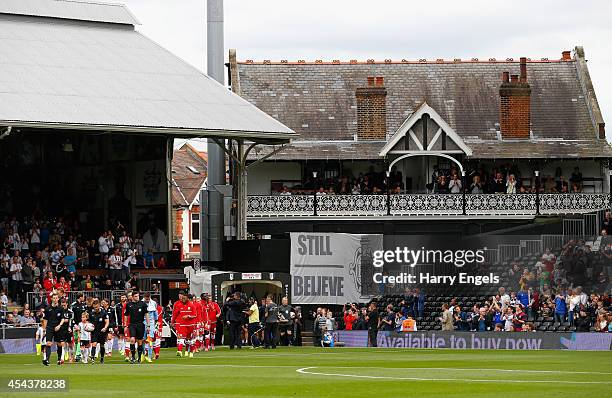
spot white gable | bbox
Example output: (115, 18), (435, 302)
(379, 102), (472, 156)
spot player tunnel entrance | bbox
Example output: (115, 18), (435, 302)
(210, 272), (291, 304)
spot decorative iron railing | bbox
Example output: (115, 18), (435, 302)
(316, 194), (387, 216)
(391, 194), (463, 215)
(246, 193), (610, 218)
(539, 193), (609, 215)
(466, 194), (536, 215)
(246, 195), (314, 217)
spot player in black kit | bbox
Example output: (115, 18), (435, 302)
(123, 291), (149, 364)
(69, 293), (87, 362)
(41, 294), (70, 366)
(58, 298), (73, 362)
(89, 298), (110, 364)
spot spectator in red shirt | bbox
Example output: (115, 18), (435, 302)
(343, 305), (357, 330)
(56, 276), (70, 293)
(42, 271), (56, 293)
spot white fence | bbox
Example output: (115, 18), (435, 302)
(27, 290), (162, 310)
(520, 240), (543, 257)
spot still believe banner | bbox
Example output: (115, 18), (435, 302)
(290, 232), (382, 305)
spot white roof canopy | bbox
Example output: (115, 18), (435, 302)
(0, 0), (296, 142)
(0, 0), (140, 26)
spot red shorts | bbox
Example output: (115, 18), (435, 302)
(208, 323), (216, 334)
(176, 325), (195, 339)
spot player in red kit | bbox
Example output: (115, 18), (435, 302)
(172, 291), (197, 357)
(152, 303), (163, 359)
(118, 293), (132, 361)
(192, 295), (208, 353)
(203, 293), (221, 351)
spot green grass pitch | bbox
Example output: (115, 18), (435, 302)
(0, 347), (610, 397)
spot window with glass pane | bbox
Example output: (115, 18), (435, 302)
(191, 213), (200, 241)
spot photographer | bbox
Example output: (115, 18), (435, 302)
(278, 297), (294, 346)
(263, 296), (279, 349)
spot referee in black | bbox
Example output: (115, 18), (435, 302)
(89, 298), (110, 364)
(124, 291), (149, 363)
(41, 294), (69, 366)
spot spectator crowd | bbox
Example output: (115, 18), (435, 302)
(0, 214), (167, 308)
(271, 164), (587, 195)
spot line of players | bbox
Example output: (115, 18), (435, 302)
(39, 291), (164, 365)
(171, 291), (220, 357)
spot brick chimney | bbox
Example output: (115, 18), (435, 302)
(561, 50), (572, 61)
(356, 76), (387, 140)
(499, 57), (531, 139)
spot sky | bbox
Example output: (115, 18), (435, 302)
(121, 0), (612, 148)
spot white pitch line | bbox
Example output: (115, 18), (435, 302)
(21, 361), (612, 377)
(299, 366), (612, 375)
(155, 364), (612, 376)
(139, 364), (299, 368)
(296, 367), (612, 384)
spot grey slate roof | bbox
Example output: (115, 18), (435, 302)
(0, 2), (296, 141)
(248, 140), (385, 161)
(237, 57), (611, 159)
(172, 144), (207, 207)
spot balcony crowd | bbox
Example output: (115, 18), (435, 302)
(273, 164), (587, 195)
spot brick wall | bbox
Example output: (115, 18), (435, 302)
(175, 208), (183, 241)
(356, 76), (387, 140)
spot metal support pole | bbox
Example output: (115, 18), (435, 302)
(461, 170), (466, 215)
(205, 0), (225, 262)
(608, 169), (612, 210)
(236, 140), (247, 240)
(313, 171), (318, 216)
(386, 170), (391, 216)
(535, 170), (540, 215)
